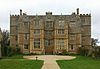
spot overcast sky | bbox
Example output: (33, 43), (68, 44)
(0, 0), (100, 44)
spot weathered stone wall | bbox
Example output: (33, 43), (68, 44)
(10, 16), (19, 47)
(80, 14), (91, 48)
(10, 9), (91, 54)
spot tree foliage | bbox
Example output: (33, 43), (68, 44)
(1, 30), (10, 56)
(79, 38), (100, 59)
(91, 38), (99, 47)
(1, 30), (21, 57)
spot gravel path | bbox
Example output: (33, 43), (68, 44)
(23, 55), (76, 69)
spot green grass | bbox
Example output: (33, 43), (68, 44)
(0, 54), (43, 69)
(0, 59), (43, 69)
(2, 54), (23, 59)
(57, 56), (100, 69)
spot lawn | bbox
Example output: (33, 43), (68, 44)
(57, 56), (100, 69)
(2, 54), (23, 59)
(0, 55), (43, 69)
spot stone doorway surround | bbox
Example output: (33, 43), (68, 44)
(23, 55), (76, 69)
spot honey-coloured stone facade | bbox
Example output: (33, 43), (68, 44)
(10, 8), (91, 54)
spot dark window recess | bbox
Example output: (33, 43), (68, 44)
(15, 36), (17, 41)
(24, 44), (28, 49)
(71, 45), (73, 50)
(25, 34), (27, 40)
(24, 34), (29, 40)
(16, 44), (18, 47)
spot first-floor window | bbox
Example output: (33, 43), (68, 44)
(58, 29), (64, 34)
(24, 33), (29, 40)
(34, 39), (40, 48)
(24, 44), (28, 49)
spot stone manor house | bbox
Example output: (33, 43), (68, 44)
(10, 8), (91, 54)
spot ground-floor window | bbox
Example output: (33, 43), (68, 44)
(71, 45), (74, 50)
(24, 44), (28, 49)
(34, 39), (40, 48)
(57, 39), (64, 49)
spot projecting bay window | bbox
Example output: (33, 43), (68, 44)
(34, 39), (40, 48)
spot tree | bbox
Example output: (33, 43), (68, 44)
(0, 42), (1, 58)
(0, 28), (2, 58)
(88, 38), (100, 58)
(91, 38), (99, 47)
(1, 30), (10, 56)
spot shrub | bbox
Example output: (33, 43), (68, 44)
(5, 46), (13, 57)
(78, 47), (89, 56)
(6, 46), (21, 57)
(62, 50), (69, 55)
(92, 47), (100, 59)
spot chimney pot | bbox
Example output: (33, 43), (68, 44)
(77, 8), (79, 15)
(20, 9), (22, 15)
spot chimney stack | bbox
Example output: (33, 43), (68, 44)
(76, 8), (79, 15)
(20, 9), (22, 15)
